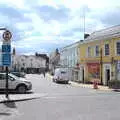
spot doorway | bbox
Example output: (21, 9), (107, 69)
(82, 69), (84, 83)
(106, 69), (110, 86)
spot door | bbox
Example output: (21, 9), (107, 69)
(82, 69), (84, 83)
(106, 69), (110, 86)
(74, 71), (78, 81)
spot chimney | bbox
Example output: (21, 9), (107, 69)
(84, 33), (90, 39)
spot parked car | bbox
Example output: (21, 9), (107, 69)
(11, 72), (26, 78)
(53, 68), (69, 84)
(0, 73), (32, 93)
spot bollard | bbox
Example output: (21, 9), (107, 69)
(93, 80), (98, 89)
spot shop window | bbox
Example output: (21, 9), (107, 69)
(104, 44), (109, 56)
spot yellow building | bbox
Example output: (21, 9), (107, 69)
(79, 25), (120, 85)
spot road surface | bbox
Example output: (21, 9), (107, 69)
(1, 74), (120, 120)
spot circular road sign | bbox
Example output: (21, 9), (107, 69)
(3, 30), (12, 41)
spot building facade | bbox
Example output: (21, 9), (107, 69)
(79, 25), (120, 85)
(60, 41), (81, 81)
(11, 54), (48, 74)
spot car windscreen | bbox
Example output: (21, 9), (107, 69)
(9, 73), (20, 80)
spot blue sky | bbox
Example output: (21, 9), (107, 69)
(0, 0), (120, 55)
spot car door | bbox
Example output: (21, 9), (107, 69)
(8, 75), (16, 89)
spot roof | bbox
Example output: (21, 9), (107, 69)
(85, 25), (120, 42)
(60, 40), (83, 52)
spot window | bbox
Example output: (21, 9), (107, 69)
(8, 76), (14, 81)
(95, 45), (99, 56)
(87, 47), (91, 57)
(116, 42), (120, 55)
(105, 44), (109, 56)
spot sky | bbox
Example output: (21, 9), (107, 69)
(0, 0), (120, 55)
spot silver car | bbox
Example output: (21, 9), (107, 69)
(0, 73), (32, 93)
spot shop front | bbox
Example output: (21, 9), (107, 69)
(87, 63), (100, 83)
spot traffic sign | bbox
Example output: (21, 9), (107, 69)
(2, 53), (11, 66)
(2, 30), (12, 41)
(2, 45), (11, 53)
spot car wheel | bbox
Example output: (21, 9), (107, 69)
(17, 85), (26, 93)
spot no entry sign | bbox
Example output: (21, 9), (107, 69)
(3, 30), (12, 41)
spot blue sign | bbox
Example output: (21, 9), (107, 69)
(2, 53), (11, 66)
(2, 45), (11, 53)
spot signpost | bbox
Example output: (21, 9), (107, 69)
(2, 29), (12, 99)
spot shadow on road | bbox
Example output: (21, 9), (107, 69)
(0, 101), (17, 118)
(113, 89), (120, 92)
(3, 101), (17, 108)
(55, 82), (71, 85)
(0, 91), (33, 94)
(0, 112), (11, 116)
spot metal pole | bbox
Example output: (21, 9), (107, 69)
(6, 66), (9, 99)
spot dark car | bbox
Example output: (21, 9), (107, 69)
(11, 72), (26, 78)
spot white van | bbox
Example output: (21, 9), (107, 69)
(0, 73), (32, 93)
(53, 68), (69, 84)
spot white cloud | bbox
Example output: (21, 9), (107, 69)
(0, 0), (120, 55)
(0, 0), (27, 9)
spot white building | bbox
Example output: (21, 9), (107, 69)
(60, 41), (82, 81)
(11, 54), (47, 73)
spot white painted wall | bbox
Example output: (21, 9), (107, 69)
(11, 55), (46, 71)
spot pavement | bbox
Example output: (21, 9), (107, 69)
(46, 73), (114, 92)
(69, 81), (113, 91)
